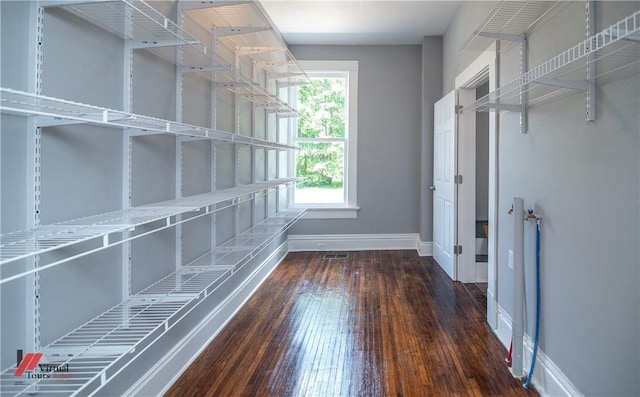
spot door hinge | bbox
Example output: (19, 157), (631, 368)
(454, 175), (463, 184)
(455, 105), (463, 115)
(454, 245), (463, 255)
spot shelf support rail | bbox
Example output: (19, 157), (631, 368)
(475, 8), (640, 121)
(585, 0), (596, 121)
(520, 35), (528, 133)
(25, 7), (46, 389)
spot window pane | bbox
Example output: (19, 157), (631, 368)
(297, 77), (346, 139)
(295, 142), (344, 204)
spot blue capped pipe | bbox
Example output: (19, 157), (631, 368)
(524, 218), (541, 389)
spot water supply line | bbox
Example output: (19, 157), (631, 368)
(524, 211), (542, 389)
(508, 202), (543, 385)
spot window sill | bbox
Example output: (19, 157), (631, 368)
(295, 206), (360, 219)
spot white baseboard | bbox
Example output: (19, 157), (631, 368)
(486, 288), (498, 330)
(418, 241), (433, 256)
(475, 262), (488, 282)
(125, 242), (289, 397)
(495, 304), (513, 349)
(287, 233), (420, 252)
(494, 305), (583, 397)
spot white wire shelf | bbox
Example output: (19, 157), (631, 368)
(0, 87), (298, 149)
(214, 70), (299, 116)
(185, 1), (311, 98)
(185, 1), (310, 84)
(463, 1), (560, 51)
(0, 178), (299, 272)
(0, 209), (305, 397)
(54, 0), (232, 72)
(468, 10), (640, 112)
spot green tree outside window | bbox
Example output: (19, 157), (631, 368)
(296, 78), (346, 190)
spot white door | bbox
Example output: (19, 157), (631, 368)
(433, 90), (457, 280)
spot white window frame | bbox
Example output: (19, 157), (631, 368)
(289, 60), (359, 219)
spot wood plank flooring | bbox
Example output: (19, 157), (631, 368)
(166, 251), (539, 397)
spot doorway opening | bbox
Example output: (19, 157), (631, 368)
(453, 44), (498, 329)
(475, 81), (490, 297)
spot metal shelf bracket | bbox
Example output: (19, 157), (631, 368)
(534, 77), (590, 91)
(180, 65), (232, 74)
(131, 39), (199, 49)
(236, 46), (286, 56)
(486, 103), (524, 112)
(267, 71), (306, 79)
(216, 26), (270, 37)
(478, 32), (526, 43)
(181, 1), (251, 11)
(254, 60), (296, 69)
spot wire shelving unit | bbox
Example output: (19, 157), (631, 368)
(214, 69), (299, 115)
(463, 1), (561, 51)
(0, 88), (297, 150)
(1, 1), (307, 395)
(184, 1), (310, 116)
(0, 179), (299, 276)
(55, 0), (233, 72)
(468, 10), (640, 112)
(0, 209), (305, 397)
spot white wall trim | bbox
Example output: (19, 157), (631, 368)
(124, 242), (289, 397)
(495, 304), (513, 349)
(291, 60), (359, 210)
(418, 241), (433, 257)
(487, 289), (498, 333)
(494, 305), (583, 397)
(288, 233), (420, 252)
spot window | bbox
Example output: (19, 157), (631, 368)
(290, 61), (358, 219)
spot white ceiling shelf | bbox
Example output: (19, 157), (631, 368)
(0, 209), (305, 397)
(0, 179), (299, 274)
(0, 88), (298, 149)
(54, 0), (233, 71)
(463, 1), (560, 50)
(468, 10), (640, 113)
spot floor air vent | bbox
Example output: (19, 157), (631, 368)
(323, 253), (349, 260)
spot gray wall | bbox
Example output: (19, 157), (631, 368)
(443, 1), (640, 395)
(288, 45), (423, 235)
(442, 1), (495, 94)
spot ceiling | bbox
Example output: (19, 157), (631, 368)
(260, 1), (462, 45)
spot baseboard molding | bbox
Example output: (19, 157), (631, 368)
(418, 241), (433, 256)
(125, 241), (289, 397)
(486, 288), (498, 330)
(494, 305), (583, 397)
(495, 304), (513, 349)
(287, 233), (421, 252)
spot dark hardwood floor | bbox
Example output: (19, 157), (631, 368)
(166, 251), (538, 397)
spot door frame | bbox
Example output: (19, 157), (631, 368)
(454, 44), (499, 329)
